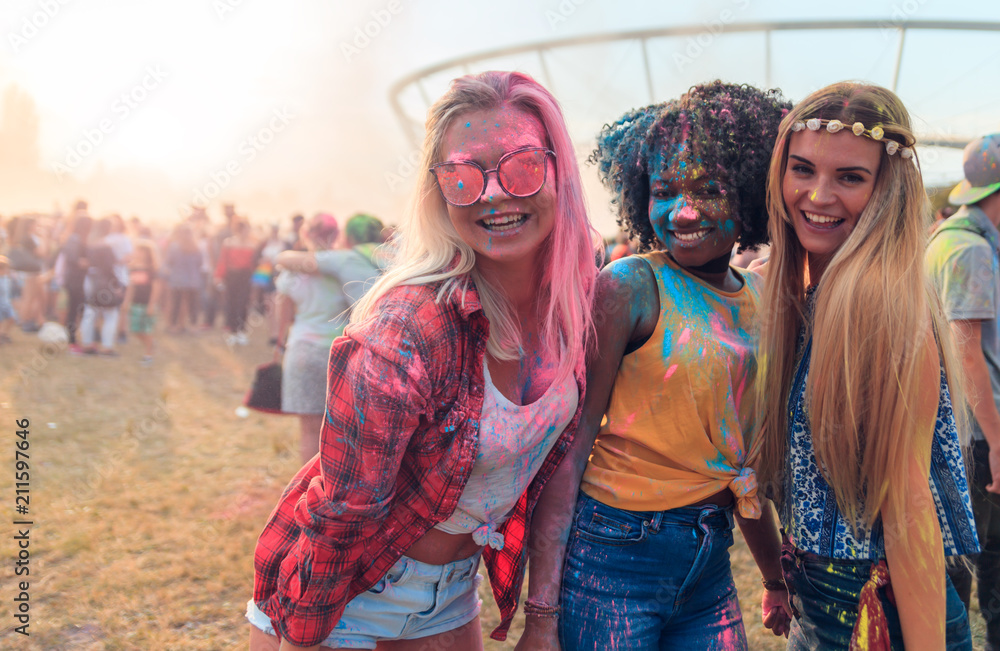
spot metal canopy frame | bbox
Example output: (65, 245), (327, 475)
(389, 19), (1000, 148)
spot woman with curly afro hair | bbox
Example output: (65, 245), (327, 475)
(518, 81), (791, 651)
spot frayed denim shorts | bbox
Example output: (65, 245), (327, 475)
(246, 552), (483, 649)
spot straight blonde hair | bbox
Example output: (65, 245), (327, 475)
(751, 82), (966, 541)
(350, 71), (597, 381)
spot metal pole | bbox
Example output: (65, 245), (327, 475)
(765, 29), (772, 88)
(892, 27), (907, 92)
(641, 38), (655, 103)
(538, 48), (554, 92)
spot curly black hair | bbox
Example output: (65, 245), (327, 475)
(593, 80), (791, 253)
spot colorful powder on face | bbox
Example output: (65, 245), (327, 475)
(592, 82), (791, 254)
(676, 204), (698, 221)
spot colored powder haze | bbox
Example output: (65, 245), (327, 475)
(0, 0), (997, 231)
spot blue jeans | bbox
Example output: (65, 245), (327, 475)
(781, 546), (972, 650)
(560, 492), (745, 650)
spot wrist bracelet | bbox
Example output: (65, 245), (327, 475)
(761, 577), (787, 591)
(523, 598), (560, 618)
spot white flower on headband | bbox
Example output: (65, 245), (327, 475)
(885, 141), (899, 155)
(826, 119), (844, 133)
(792, 121), (805, 132)
(870, 126), (884, 141)
(900, 148), (914, 160)
(806, 118), (822, 131)
(852, 122), (865, 136)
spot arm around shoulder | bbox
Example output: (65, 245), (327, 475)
(275, 250), (319, 274)
(516, 258), (658, 649)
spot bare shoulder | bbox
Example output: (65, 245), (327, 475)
(597, 256), (656, 305)
(596, 256), (660, 344)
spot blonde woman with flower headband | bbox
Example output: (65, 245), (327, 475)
(750, 82), (978, 650)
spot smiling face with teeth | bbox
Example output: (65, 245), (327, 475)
(438, 105), (556, 279)
(647, 143), (741, 278)
(782, 129), (882, 277)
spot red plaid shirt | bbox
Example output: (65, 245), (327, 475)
(253, 280), (584, 647)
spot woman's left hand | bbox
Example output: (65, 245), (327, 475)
(761, 587), (792, 637)
(514, 616), (560, 651)
(746, 256), (769, 276)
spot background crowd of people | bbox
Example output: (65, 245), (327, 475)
(0, 202), (392, 364)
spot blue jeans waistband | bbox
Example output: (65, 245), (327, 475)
(388, 551), (482, 586)
(579, 492), (734, 533)
(784, 543), (883, 572)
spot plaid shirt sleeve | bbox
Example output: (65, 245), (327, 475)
(254, 297), (442, 647)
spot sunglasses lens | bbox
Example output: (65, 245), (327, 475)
(499, 150), (549, 197)
(434, 163), (483, 206)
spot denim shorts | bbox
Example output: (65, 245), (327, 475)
(560, 491), (745, 650)
(781, 545), (972, 650)
(246, 552), (483, 649)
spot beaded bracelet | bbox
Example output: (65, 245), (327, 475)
(761, 577), (787, 591)
(523, 598), (560, 619)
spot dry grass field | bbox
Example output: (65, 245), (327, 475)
(0, 322), (989, 650)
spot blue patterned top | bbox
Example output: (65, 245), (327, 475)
(781, 335), (980, 559)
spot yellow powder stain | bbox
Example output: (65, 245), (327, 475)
(854, 609), (871, 649)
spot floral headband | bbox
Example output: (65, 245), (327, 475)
(791, 118), (914, 159)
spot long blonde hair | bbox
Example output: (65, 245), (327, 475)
(350, 71), (597, 381)
(752, 82), (966, 537)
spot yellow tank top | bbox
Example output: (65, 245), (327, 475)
(580, 251), (762, 517)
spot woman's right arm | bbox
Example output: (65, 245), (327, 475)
(272, 272), (297, 360)
(275, 250), (319, 274)
(883, 329), (947, 651)
(257, 303), (439, 647)
(516, 258), (659, 650)
(272, 292), (295, 362)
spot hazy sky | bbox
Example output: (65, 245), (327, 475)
(1, 0), (998, 235)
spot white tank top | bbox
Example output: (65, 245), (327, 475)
(433, 362), (578, 549)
